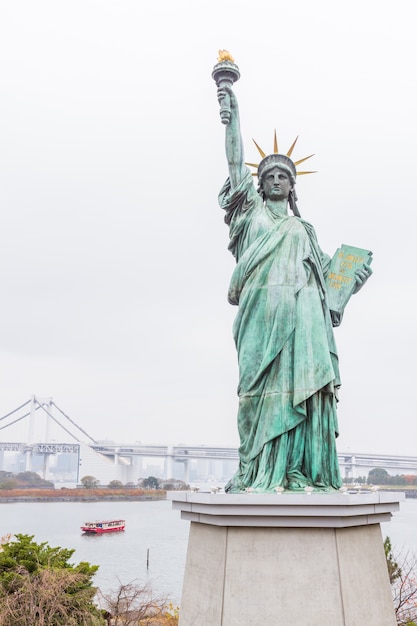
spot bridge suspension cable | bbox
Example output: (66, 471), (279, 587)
(0, 399), (31, 422)
(0, 404), (42, 431)
(33, 399), (82, 443)
(51, 401), (97, 444)
(0, 397), (97, 444)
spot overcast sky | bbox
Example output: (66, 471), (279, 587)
(0, 0), (416, 457)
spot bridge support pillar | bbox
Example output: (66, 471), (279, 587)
(25, 448), (32, 471)
(183, 459), (190, 485)
(42, 453), (51, 481)
(166, 446), (173, 479)
(170, 491), (403, 626)
(351, 454), (357, 478)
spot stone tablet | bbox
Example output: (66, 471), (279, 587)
(326, 244), (373, 315)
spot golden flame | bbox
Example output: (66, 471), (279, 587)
(217, 50), (235, 63)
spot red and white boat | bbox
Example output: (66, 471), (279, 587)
(81, 519), (126, 534)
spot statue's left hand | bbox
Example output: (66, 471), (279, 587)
(353, 263), (373, 294)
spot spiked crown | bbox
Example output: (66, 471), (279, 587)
(246, 131), (316, 181)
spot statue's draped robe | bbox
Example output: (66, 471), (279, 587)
(220, 169), (342, 492)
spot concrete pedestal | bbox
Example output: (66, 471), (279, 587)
(170, 491), (403, 626)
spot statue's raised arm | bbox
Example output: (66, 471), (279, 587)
(212, 52), (245, 189)
(217, 85), (245, 189)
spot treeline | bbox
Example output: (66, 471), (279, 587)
(0, 471), (54, 490)
(0, 471), (189, 492)
(342, 468), (417, 487)
(367, 468), (417, 486)
(80, 476), (188, 491)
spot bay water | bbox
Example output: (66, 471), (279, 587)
(1, 499), (189, 605)
(1, 496), (416, 605)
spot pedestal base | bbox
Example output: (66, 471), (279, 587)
(170, 492), (403, 626)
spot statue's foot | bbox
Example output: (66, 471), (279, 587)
(287, 480), (309, 490)
(225, 476), (247, 493)
(286, 471), (311, 491)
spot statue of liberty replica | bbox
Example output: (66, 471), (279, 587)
(169, 54), (398, 626)
(213, 51), (372, 493)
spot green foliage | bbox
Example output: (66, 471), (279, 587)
(80, 476), (100, 489)
(141, 476), (160, 489)
(1, 534), (71, 574)
(368, 468), (417, 486)
(0, 471), (54, 490)
(0, 534), (104, 625)
(368, 467), (389, 484)
(0, 472), (14, 490)
(0, 479), (18, 490)
(158, 479), (189, 491)
(108, 480), (123, 489)
(384, 536), (401, 583)
(342, 476), (367, 485)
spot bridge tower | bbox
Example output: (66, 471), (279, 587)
(26, 395), (54, 478)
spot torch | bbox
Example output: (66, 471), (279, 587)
(212, 50), (240, 125)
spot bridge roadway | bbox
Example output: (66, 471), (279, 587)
(91, 445), (417, 475)
(0, 442), (80, 454)
(1, 441), (417, 479)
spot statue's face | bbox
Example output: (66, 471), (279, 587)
(262, 166), (292, 201)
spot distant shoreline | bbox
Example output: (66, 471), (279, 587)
(1, 487), (416, 503)
(0, 488), (167, 503)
